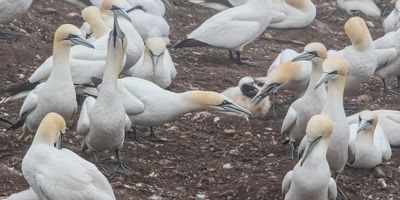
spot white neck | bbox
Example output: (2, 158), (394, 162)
(356, 128), (374, 143)
(47, 42), (72, 83)
(304, 59), (326, 97)
(323, 78), (345, 113)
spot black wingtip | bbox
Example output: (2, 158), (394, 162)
(173, 38), (209, 49)
(0, 117), (14, 130)
(2, 81), (40, 95)
(7, 118), (24, 131)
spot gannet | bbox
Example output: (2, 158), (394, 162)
(174, 0), (272, 67)
(311, 57), (349, 178)
(189, 0), (247, 11)
(279, 43), (327, 158)
(110, 77), (252, 142)
(330, 17), (393, 92)
(125, 0), (173, 17)
(269, 0), (316, 29)
(8, 24), (94, 140)
(282, 114), (337, 200)
(348, 110), (400, 147)
(222, 76), (271, 118)
(373, 29), (400, 93)
(82, 6), (110, 40)
(126, 37), (176, 89)
(337, 0), (381, 17)
(383, 0), (400, 33)
(0, 0), (32, 24)
(348, 110), (392, 169)
(22, 113), (115, 200)
(0, 3), (132, 104)
(6, 188), (38, 200)
(77, 15), (134, 175)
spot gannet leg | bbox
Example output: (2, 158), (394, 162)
(265, 93), (286, 118)
(334, 173), (348, 200)
(111, 150), (139, 176)
(280, 141), (296, 160)
(92, 152), (109, 176)
(381, 78), (400, 95)
(229, 51), (260, 67)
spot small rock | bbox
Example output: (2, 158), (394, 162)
(149, 194), (162, 200)
(223, 163), (232, 170)
(195, 192), (207, 200)
(44, 8), (57, 14)
(244, 131), (253, 137)
(365, 21), (375, 28)
(148, 172), (158, 178)
(158, 159), (171, 165)
(213, 117), (220, 123)
(223, 129), (236, 134)
(66, 12), (80, 18)
(378, 178), (388, 188)
(357, 95), (371, 102)
(267, 153), (274, 158)
(373, 167), (386, 178)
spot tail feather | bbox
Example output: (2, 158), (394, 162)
(174, 38), (210, 49)
(7, 117), (25, 131)
(2, 81), (39, 95)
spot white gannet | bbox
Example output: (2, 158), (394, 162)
(125, 0), (173, 17)
(8, 24), (94, 140)
(22, 113), (115, 200)
(282, 114), (337, 200)
(126, 5), (170, 44)
(0, 3), (132, 104)
(348, 110), (400, 147)
(348, 110), (392, 169)
(337, 0), (381, 17)
(269, 0), (316, 29)
(0, 0), (32, 24)
(278, 43), (327, 158)
(112, 77), (252, 142)
(174, 0), (272, 67)
(189, 0), (247, 11)
(373, 29), (400, 93)
(82, 6), (111, 40)
(6, 188), (38, 200)
(222, 76), (271, 118)
(126, 37), (176, 89)
(330, 17), (395, 92)
(77, 15), (134, 175)
(383, 0), (400, 33)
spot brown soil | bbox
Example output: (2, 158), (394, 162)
(1, 0), (400, 199)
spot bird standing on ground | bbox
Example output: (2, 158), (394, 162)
(336, 0), (381, 17)
(22, 113), (115, 200)
(174, 0), (272, 67)
(77, 15), (134, 175)
(282, 114), (337, 200)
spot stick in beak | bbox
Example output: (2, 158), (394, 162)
(300, 136), (322, 166)
(111, 5), (132, 22)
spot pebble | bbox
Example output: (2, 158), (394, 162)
(223, 129), (236, 134)
(223, 163), (232, 170)
(378, 178), (388, 188)
(373, 167), (386, 178)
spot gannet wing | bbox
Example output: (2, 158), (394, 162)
(374, 48), (398, 71)
(281, 107), (297, 141)
(270, 10), (286, 24)
(6, 188), (39, 200)
(189, 18), (261, 48)
(348, 142), (356, 165)
(19, 84), (43, 118)
(374, 124), (392, 161)
(328, 178), (337, 200)
(117, 85), (145, 116)
(281, 170), (293, 198)
(164, 49), (177, 79)
(76, 97), (96, 136)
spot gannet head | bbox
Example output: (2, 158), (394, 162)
(292, 42), (327, 62)
(106, 12), (128, 68)
(100, 0), (132, 22)
(34, 113), (67, 149)
(285, 0), (309, 9)
(344, 17), (373, 51)
(357, 110), (377, 133)
(238, 76), (259, 98)
(145, 37), (167, 67)
(300, 114), (333, 166)
(185, 91), (252, 118)
(251, 62), (300, 104)
(315, 57), (348, 89)
(54, 24), (94, 49)
(82, 6), (101, 23)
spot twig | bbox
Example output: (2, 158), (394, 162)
(261, 36), (306, 46)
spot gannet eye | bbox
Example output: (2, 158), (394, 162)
(64, 34), (78, 40)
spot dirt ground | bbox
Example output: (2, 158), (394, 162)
(1, 0), (400, 199)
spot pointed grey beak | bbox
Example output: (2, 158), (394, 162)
(112, 12), (125, 42)
(161, 0), (174, 12)
(315, 71), (337, 89)
(55, 132), (64, 150)
(300, 136), (322, 166)
(68, 34), (95, 49)
(357, 119), (373, 133)
(219, 100), (252, 118)
(86, 31), (93, 39)
(251, 82), (281, 105)
(151, 55), (160, 68)
(291, 51), (318, 62)
(111, 5), (132, 22)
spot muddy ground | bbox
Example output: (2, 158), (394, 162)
(0, 0), (400, 199)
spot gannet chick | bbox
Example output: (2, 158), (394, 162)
(337, 0), (381, 17)
(222, 76), (271, 118)
(279, 43), (327, 158)
(22, 113), (115, 200)
(77, 15), (134, 175)
(269, 0), (316, 29)
(126, 37), (176, 89)
(282, 114), (337, 200)
(383, 0), (400, 33)
(114, 77), (252, 142)
(348, 110), (392, 169)
(8, 24), (94, 140)
(6, 188), (38, 200)
(174, 0), (272, 67)
(347, 110), (400, 147)
(0, 0), (32, 24)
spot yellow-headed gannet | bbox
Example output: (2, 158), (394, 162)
(348, 110), (392, 169)
(7, 24), (94, 140)
(269, 0), (316, 29)
(282, 114), (337, 200)
(337, 0), (381, 17)
(77, 15), (135, 175)
(174, 0), (272, 67)
(222, 76), (271, 118)
(22, 113), (115, 200)
(126, 37), (176, 89)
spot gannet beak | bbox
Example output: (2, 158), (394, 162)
(68, 34), (95, 49)
(151, 55), (160, 68)
(357, 119), (373, 133)
(111, 5), (132, 22)
(315, 71), (337, 89)
(86, 31), (93, 39)
(291, 51), (318, 62)
(300, 136), (322, 166)
(219, 100), (252, 118)
(112, 12), (125, 42)
(240, 82), (259, 98)
(161, 0), (174, 12)
(251, 82), (281, 105)
(55, 132), (64, 150)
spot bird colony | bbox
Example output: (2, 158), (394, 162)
(1, 0), (400, 199)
